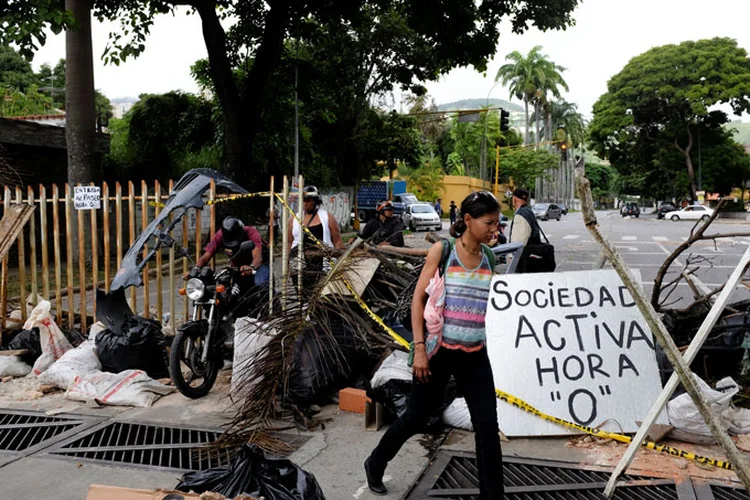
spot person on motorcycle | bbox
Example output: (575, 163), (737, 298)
(194, 217), (268, 288)
(361, 200), (405, 247)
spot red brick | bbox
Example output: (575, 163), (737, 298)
(339, 387), (370, 414)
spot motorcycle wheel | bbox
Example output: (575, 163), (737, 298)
(170, 324), (222, 399)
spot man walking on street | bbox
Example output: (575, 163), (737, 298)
(509, 188), (537, 246)
(449, 200), (458, 225)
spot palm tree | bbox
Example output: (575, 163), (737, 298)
(495, 46), (546, 146)
(537, 99), (586, 148)
(532, 60), (568, 149)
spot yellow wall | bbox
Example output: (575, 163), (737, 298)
(441, 175), (510, 212)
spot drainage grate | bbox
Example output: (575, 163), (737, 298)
(44, 420), (311, 472)
(0, 409), (97, 455)
(406, 451), (696, 499)
(710, 485), (750, 500)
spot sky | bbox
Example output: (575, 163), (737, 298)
(30, 0), (750, 120)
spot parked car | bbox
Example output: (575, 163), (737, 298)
(558, 203), (568, 215)
(657, 203), (677, 220)
(393, 193), (420, 207)
(402, 203), (442, 231)
(664, 205), (714, 222)
(532, 203), (562, 221)
(621, 202), (640, 218)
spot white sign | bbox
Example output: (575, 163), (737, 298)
(486, 269), (667, 436)
(74, 186), (101, 210)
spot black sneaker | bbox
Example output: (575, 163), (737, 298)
(364, 457), (387, 496)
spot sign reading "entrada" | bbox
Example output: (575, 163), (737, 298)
(486, 269), (667, 436)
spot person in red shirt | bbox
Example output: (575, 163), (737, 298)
(194, 217), (267, 286)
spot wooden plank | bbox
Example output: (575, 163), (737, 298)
(39, 185), (50, 301)
(0, 349), (29, 357)
(115, 182), (123, 271)
(65, 184), (75, 330)
(168, 180), (175, 330)
(15, 187), (27, 322)
(154, 180), (162, 322)
(90, 182), (99, 322)
(1, 187), (11, 331)
(209, 180), (215, 270)
(182, 211), (189, 323)
(141, 181), (149, 317)
(52, 185), (63, 319)
(102, 182), (110, 292)
(77, 185), (87, 333)
(0, 204), (35, 262)
(26, 186), (38, 306)
(128, 181), (136, 313)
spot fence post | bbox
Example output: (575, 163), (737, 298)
(1, 187), (10, 331)
(89, 182), (99, 323)
(209, 180), (215, 270)
(77, 184), (87, 333)
(269, 176), (275, 315)
(39, 185), (50, 301)
(15, 187), (28, 322)
(154, 180), (162, 322)
(281, 176), (289, 312)
(128, 181), (136, 313)
(64, 184), (75, 330)
(26, 186), (38, 307)
(115, 182), (123, 272)
(103, 182), (111, 291)
(52, 185), (63, 319)
(141, 181), (149, 318)
(168, 180), (175, 330)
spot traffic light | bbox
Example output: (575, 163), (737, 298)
(560, 143), (568, 161)
(500, 109), (510, 132)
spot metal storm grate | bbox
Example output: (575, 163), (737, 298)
(406, 451), (696, 499)
(710, 486), (750, 500)
(44, 420), (312, 472)
(45, 421), (232, 472)
(0, 410), (95, 454)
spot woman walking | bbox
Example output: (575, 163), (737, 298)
(364, 191), (505, 498)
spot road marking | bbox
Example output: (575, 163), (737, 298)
(615, 245), (638, 252)
(652, 236), (669, 242)
(621, 236), (637, 241)
(563, 235), (580, 240)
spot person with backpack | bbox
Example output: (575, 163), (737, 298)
(509, 188), (556, 273)
(364, 191), (504, 499)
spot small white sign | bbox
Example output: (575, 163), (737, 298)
(74, 186), (101, 210)
(486, 269), (667, 436)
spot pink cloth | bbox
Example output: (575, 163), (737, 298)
(424, 268), (446, 340)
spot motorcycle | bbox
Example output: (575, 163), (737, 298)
(170, 240), (258, 399)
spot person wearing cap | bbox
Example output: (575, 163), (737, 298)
(449, 200), (458, 224)
(509, 188), (539, 246)
(361, 200), (405, 247)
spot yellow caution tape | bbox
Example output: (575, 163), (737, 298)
(274, 193), (733, 471)
(149, 191), (273, 208)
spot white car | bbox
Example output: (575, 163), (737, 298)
(664, 205), (714, 222)
(402, 203), (442, 231)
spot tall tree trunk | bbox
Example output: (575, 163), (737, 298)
(194, 3), (247, 182)
(523, 99), (530, 146)
(534, 102), (541, 149)
(65, 0), (97, 184)
(674, 125), (698, 202)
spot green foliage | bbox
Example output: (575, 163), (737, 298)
(107, 91), (217, 180)
(0, 84), (54, 116)
(500, 147), (558, 189)
(584, 161), (619, 205)
(398, 157), (444, 201)
(589, 38), (750, 199)
(0, 45), (36, 91)
(0, 1), (74, 58)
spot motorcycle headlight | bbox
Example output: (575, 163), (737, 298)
(186, 278), (205, 300)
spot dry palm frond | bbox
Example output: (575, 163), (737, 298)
(214, 240), (421, 450)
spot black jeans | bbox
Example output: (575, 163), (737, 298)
(369, 347), (504, 498)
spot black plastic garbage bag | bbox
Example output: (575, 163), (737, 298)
(6, 328), (42, 365)
(369, 378), (458, 432)
(95, 316), (168, 379)
(287, 321), (375, 406)
(176, 444), (325, 500)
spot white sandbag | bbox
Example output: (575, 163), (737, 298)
(667, 375), (737, 436)
(24, 301), (73, 376)
(0, 356), (32, 378)
(231, 318), (276, 398)
(88, 321), (107, 340)
(370, 351), (412, 389)
(37, 340), (101, 390)
(443, 398), (473, 431)
(66, 369), (175, 407)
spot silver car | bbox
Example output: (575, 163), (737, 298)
(532, 203), (562, 221)
(402, 203), (442, 231)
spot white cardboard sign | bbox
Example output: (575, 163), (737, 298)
(486, 269), (667, 436)
(73, 186), (101, 210)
